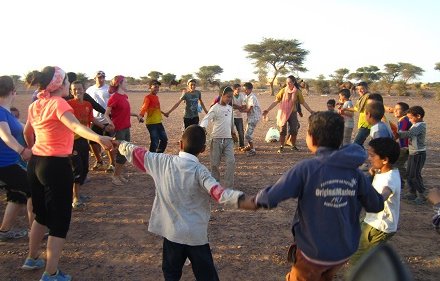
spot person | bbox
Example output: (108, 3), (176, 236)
(365, 102), (393, 139)
(86, 70), (115, 172)
(67, 80), (108, 209)
(22, 66), (113, 281)
(114, 125), (254, 280)
(200, 86), (235, 188)
(10, 106), (20, 119)
(350, 138), (401, 266)
(252, 111), (384, 281)
(66, 72), (106, 114)
(397, 106), (426, 204)
(232, 83), (245, 149)
(139, 80), (168, 153)
(326, 99), (336, 112)
(240, 82), (262, 156)
(391, 102), (411, 190)
(428, 188), (440, 232)
(337, 89), (354, 146)
(341, 81), (371, 146)
(104, 75), (142, 186)
(262, 75), (314, 153)
(0, 76), (33, 242)
(165, 79), (208, 128)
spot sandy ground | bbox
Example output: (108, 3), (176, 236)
(1, 88), (439, 281)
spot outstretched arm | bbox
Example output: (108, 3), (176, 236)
(166, 99), (183, 115)
(263, 101), (279, 116)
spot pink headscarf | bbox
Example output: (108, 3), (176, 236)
(37, 66), (66, 99)
(276, 86), (297, 127)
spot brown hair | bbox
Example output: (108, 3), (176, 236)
(0, 76), (15, 97)
(25, 66), (55, 90)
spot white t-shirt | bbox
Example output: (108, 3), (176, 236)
(232, 92), (245, 119)
(342, 100), (354, 128)
(244, 92), (261, 124)
(364, 169), (401, 233)
(199, 103), (233, 139)
(86, 84), (110, 123)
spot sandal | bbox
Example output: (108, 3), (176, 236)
(239, 145), (252, 152)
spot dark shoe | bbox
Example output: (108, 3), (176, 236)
(291, 146), (299, 151)
(277, 146), (284, 154)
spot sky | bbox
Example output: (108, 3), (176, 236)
(1, 0), (439, 83)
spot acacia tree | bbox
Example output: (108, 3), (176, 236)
(196, 65), (223, 89)
(244, 38), (309, 95)
(399, 62), (424, 83)
(381, 64), (401, 95)
(348, 65), (381, 83)
(180, 74), (194, 84)
(329, 68), (350, 89)
(161, 73), (177, 87)
(148, 71), (163, 81)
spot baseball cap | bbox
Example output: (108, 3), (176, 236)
(95, 71), (105, 78)
(187, 79), (196, 85)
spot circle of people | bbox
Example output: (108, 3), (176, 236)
(0, 66), (437, 281)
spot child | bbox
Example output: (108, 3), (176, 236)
(428, 188), (440, 233)
(232, 83), (245, 149)
(139, 80), (168, 153)
(392, 102), (411, 190)
(337, 89), (354, 146)
(398, 106), (426, 204)
(166, 79), (208, 129)
(240, 82), (261, 156)
(350, 137), (401, 266)
(200, 86), (235, 188)
(365, 102), (393, 139)
(326, 99), (336, 112)
(68, 81), (109, 208)
(114, 125), (254, 280)
(253, 111), (384, 281)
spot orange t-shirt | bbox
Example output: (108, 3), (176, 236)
(67, 99), (94, 140)
(28, 96), (74, 156)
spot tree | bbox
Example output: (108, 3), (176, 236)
(399, 62), (424, 83)
(10, 75), (21, 83)
(244, 38), (309, 95)
(254, 66), (268, 87)
(180, 74), (194, 84)
(435, 62), (440, 71)
(140, 76), (150, 84)
(76, 73), (89, 84)
(311, 75), (330, 95)
(196, 65), (223, 89)
(148, 71), (163, 81)
(161, 73), (177, 87)
(329, 68), (350, 88)
(348, 65), (381, 83)
(125, 76), (139, 85)
(381, 64), (401, 95)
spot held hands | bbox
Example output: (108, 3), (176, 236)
(98, 136), (114, 151)
(21, 148), (32, 162)
(238, 195), (258, 210)
(111, 139), (121, 151)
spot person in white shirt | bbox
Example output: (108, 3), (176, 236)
(200, 86), (235, 188)
(350, 137), (401, 266)
(86, 71), (115, 172)
(240, 82), (261, 156)
(232, 84), (245, 148)
(114, 125), (254, 280)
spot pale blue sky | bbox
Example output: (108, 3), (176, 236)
(2, 0), (439, 82)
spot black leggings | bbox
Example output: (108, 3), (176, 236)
(27, 156), (73, 238)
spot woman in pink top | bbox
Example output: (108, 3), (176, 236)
(22, 66), (113, 281)
(104, 75), (142, 186)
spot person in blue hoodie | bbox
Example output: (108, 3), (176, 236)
(253, 111), (384, 281)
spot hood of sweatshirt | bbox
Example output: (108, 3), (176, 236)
(315, 144), (367, 169)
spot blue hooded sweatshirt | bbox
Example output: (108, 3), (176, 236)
(255, 144), (384, 263)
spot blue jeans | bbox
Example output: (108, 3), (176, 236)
(234, 118), (245, 147)
(147, 123), (168, 153)
(353, 127), (370, 146)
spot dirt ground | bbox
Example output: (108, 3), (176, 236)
(1, 88), (439, 281)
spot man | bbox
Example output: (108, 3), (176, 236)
(139, 80), (168, 153)
(86, 71), (115, 172)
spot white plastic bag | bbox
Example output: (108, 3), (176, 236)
(265, 127), (280, 143)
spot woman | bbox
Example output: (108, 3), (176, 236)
(0, 76), (33, 241)
(262, 75), (314, 153)
(22, 66), (113, 281)
(104, 75), (142, 186)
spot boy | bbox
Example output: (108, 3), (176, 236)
(166, 79), (208, 128)
(139, 80), (168, 153)
(232, 83), (245, 149)
(365, 102), (393, 139)
(337, 89), (354, 146)
(398, 106), (426, 204)
(252, 111), (384, 281)
(115, 125), (254, 280)
(326, 99), (336, 112)
(200, 86), (235, 188)
(392, 102), (411, 190)
(350, 138), (401, 265)
(240, 82), (261, 156)
(68, 81), (109, 208)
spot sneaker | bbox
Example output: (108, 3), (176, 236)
(72, 200), (86, 209)
(247, 149), (256, 156)
(291, 146), (299, 151)
(0, 229), (28, 241)
(277, 146), (284, 154)
(112, 176), (124, 186)
(40, 270), (72, 281)
(105, 164), (115, 173)
(22, 257), (45, 270)
(92, 161), (103, 171)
